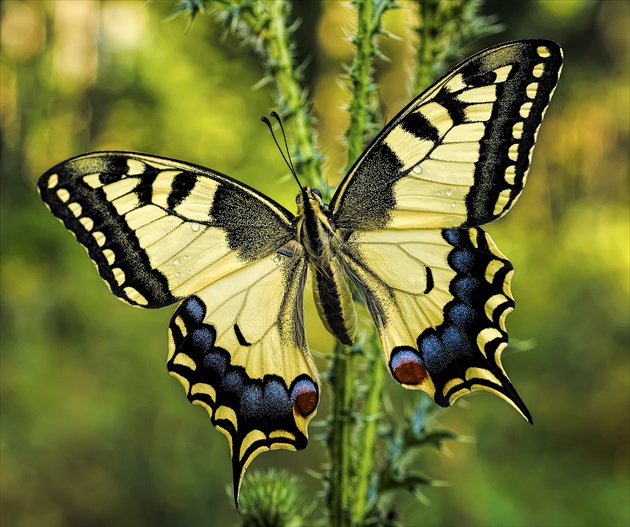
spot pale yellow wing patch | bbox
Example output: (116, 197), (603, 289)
(330, 40), (563, 233)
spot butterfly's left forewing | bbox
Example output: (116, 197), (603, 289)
(333, 40), (562, 419)
(38, 152), (296, 307)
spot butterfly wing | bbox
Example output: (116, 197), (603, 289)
(167, 247), (318, 505)
(38, 151), (296, 308)
(333, 40), (563, 419)
(38, 152), (320, 503)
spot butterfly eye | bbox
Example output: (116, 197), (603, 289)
(312, 188), (322, 199)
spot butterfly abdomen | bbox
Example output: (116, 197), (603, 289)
(296, 188), (357, 345)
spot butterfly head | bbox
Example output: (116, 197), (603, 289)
(295, 187), (326, 214)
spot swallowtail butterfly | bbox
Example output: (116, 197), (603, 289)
(38, 39), (563, 504)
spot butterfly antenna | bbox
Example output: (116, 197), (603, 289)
(261, 113), (303, 191)
(270, 111), (298, 175)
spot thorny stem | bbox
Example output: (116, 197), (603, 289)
(329, 1), (397, 524)
(327, 340), (356, 527)
(265, 0), (322, 187)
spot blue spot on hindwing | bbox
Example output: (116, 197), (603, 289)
(241, 383), (264, 420)
(264, 378), (291, 419)
(451, 248), (475, 273)
(222, 370), (243, 398)
(418, 331), (449, 371)
(184, 296), (206, 323)
(442, 326), (470, 355)
(202, 350), (227, 377)
(191, 327), (215, 353)
(443, 228), (461, 246)
(448, 303), (475, 326)
(452, 276), (478, 304)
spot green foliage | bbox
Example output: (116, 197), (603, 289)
(238, 469), (311, 527)
(414, 0), (503, 90)
(180, 0), (323, 188)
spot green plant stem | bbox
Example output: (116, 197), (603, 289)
(327, 341), (355, 527)
(413, 0), (503, 92)
(415, 0), (437, 93)
(351, 328), (384, 524)
(265, 0), (321, 186)
(208, 0), (322, 186)
(345, 0), (376, 165)
(327, 1), (397, 524)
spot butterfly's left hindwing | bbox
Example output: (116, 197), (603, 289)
(167, 248), (319, 504)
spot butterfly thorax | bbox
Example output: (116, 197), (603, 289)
(295, 188), (357, 345)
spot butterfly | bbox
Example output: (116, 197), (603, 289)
(38, 40), (563, 504)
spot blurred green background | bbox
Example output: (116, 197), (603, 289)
(1, 1), (628, 526)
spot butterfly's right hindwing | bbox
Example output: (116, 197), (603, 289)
(38, 152), (296, 308)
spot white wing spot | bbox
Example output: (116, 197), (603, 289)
(532, 63), (545, 78)
(445, 188), (454, 197)
(113, 267), (125, 286)
(492, 65), (513, 83)
(493, 189), (512, 216)
(173, 257), (181, 266)
(83, 173), (102, 189)
(92, 231), (106, 246)
(508, 144), (519, 161)
(124, 287), (148, 306)
(103, 249), (115, 265)
(68, 202), (82, 217)
(526, 82), (539, 99)
(444, 73), (466, 93)
(47, 174), (59, 189)
(512, 121), (523, 140)
(191, 222), (200, 232)
(126, 159), (146, 175)
(504, 165), (516, 185)
(56, 188), (70, 202)
(79, 216), (94, 231)
(412, 164), (423, 175)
